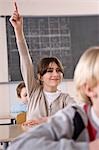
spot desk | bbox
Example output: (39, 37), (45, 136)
(0, 124), (25, 150)
(0, 115), (16, 125)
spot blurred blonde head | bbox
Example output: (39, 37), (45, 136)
(74, 46), (99, 103)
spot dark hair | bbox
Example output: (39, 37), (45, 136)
(16, 81), (26, 98)
(37, 57), (64, 76)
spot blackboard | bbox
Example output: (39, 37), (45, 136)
(6, 15), (99, 81)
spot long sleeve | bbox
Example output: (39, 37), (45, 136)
(15, 30), (38, 98)
(7, 105), (89, 150)
(11, 102), (27, 113)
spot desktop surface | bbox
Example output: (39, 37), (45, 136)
(0, 124), (25, 142)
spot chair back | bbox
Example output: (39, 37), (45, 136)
(16, 112), (26, 124)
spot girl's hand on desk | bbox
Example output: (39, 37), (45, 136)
(22, 117), (48, 127)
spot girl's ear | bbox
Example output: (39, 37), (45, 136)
(37, 74), (43, 85)
(37, 74), (43, 81)
(82, 83), (94, 99)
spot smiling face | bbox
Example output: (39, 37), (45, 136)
(41, 62), (63, 92)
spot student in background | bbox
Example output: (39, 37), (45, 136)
(11, 81), (28, 115)
(7, 47), (99, 150)
(9, 2), (75, 126)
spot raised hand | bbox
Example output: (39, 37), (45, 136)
(9, 1), (23, 31)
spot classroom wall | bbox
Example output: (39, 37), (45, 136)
(0, 0), (99, 16)
(0, 0), (99, 115)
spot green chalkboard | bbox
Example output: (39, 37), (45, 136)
(6, 15), (99, 81)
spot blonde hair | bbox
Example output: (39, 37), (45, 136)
(74, 46), (99, 103)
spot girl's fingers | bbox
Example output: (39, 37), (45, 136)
(22, 117), (47, 126)
(10, 15), (17, 22)
(13, 1), (20, 19)
(22, 121), (39, 126)
(22, 120), (35, 125)
(13, 1), (18, 12)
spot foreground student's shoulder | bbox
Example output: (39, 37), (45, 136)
(62, 93), (77, 106)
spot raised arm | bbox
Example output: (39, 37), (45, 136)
(9, 2), (37, 96)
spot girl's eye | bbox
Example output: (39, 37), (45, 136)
(46, 68), (62, 73)
(46, 69), (53, 73)
(56, 69), (61, 73)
